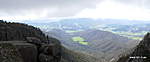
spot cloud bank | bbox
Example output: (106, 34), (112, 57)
(75, 0), (150, 20)
(0, 0), (150, 21)
(0, 0), (100, 20)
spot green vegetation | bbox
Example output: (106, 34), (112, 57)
(72, 37), (84, 42)
(112, 32), (146, 40)
(101, 30), (146, 40)
(113, 31), (146, 36)
(72, 36), (88, 45)
(130, 37), (142, 40)
(66, 30), (80, 33)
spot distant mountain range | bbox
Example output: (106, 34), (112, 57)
(26, 18), (150, 40)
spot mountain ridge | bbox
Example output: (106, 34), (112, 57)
(117, 33), (150, 62)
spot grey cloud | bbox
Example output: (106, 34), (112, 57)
(0, 0), (101, 18)
(4, 0), (150, 19)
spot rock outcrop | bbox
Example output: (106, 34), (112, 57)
(0, 43), (24, 62)
(0, 20), (61, 62)
(117, 33), (150, 62)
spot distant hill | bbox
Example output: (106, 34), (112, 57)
(73, 29), (135, 51)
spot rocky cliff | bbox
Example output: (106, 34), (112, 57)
(117, 33), (150, 62)
(0, 20), (61, 62)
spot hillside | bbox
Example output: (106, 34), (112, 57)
(61, 46), (102, 62)
(0, 20), (61, 62)
(117, 33), (150, 62)
(74, 29), (136, 52)
(45, 29), (137, 62)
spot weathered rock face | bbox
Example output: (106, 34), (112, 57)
(0, 20), (62, 62)
(117, 33), (150, 62)
(0, 43), (23, 62)
(14, 43), (38, 62)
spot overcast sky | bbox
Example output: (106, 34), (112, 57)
(0, 0), (150, 21)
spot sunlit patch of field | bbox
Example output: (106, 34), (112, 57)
(65, 30), (81, 33)
(72, 36), (88, 45)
